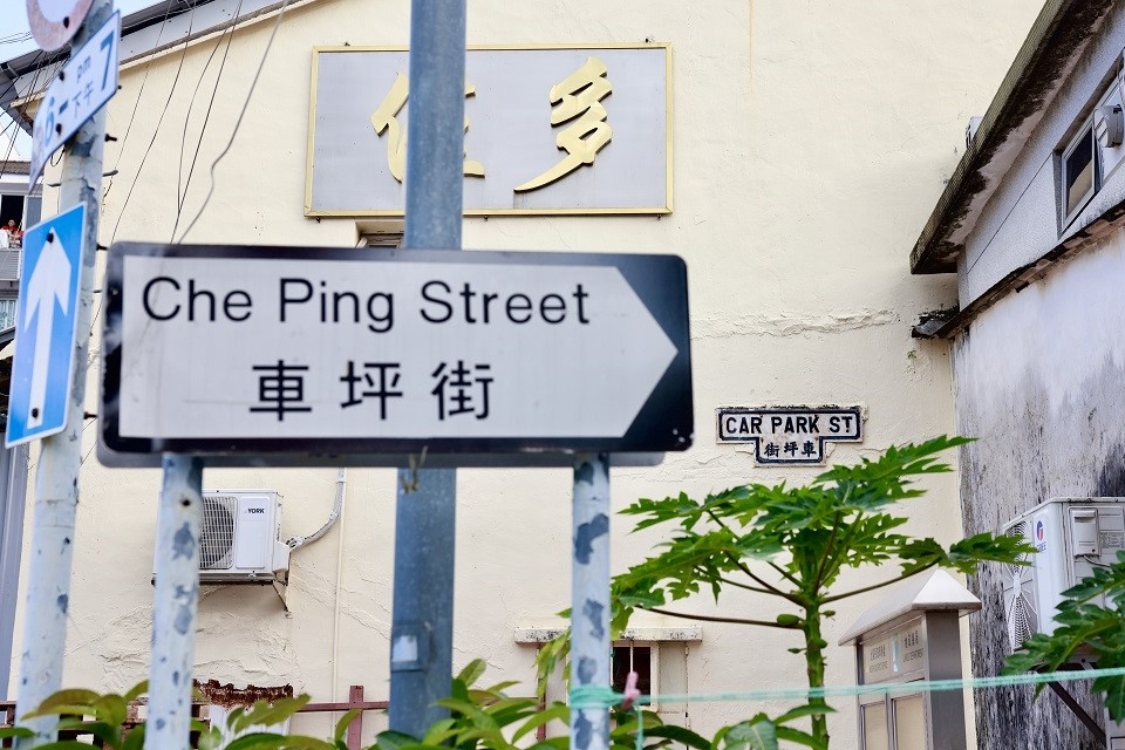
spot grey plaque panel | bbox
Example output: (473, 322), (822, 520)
(308, 46), (670, 215)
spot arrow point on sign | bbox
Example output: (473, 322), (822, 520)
(27, 238), (73, 317)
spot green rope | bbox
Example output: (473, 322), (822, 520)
(569, 685), (622, 710)
(567, 664), (1125, 710)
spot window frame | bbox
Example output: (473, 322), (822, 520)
(1061, 118), (1099, 230)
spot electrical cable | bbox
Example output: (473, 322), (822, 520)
(108, 0), (202, 245)
(177, 0), (292, 242)
(171, 0), (244, 241)
(103, 0), (186, 203)
(0, 52), (50, 177)
(0, 50), (47, 106)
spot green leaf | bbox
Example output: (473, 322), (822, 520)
(640, 724), (712, 750)
(36, 689), (102, 712)
(372, 729), (421, 750)
(26, 742), (105, 750)
(235, 696), (312, 732)
(721, 718), (778, 750)
(124, 682), (149, 703)
(0, 727), (35, 740)
(20, 704), (101, 721)
(457, 659), (488, 688)
(334, 708), (363, 743)
(54, 718), (119, 747)
(221, 732), (291, 750)
(773, 703), (834, 724)
(93, 694), (128, 727)
(510, 703), (569, 742)
(123, 723), (146, 750)
(197, 726), (225, 750)
(774, 726), (826, 750)
(523, 739), (570, 750)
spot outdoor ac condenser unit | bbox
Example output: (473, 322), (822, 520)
(195, 490), (289, 583)
(1002, 497), (1125, 652)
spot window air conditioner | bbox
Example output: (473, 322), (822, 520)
(1001, 497), (1125, 652)
(195, 490), (290, 583)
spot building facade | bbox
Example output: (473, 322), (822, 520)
(912, 1), (1125, 747)
(3, 0), (1041, 746)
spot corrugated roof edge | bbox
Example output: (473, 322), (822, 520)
(910, 0), (1116, 274)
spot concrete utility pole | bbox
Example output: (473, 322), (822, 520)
(15, 0), (112, 744)
(571, 454), (611, 750)
(0, 444), (29, 700)
(388, 0), (467, 736)
(145, 455), (204, 750)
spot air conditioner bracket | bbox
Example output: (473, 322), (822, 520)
(1038, 663), (1106, 747)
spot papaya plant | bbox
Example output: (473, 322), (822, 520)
(540, 436), (1031, 749)
(1003, 549), (1125, 721)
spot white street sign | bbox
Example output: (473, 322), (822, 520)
(716, 406), (863, 465)
(100, 244), (693, 466)
(26, 0), (95, 51)
(29, 11), (119, 187)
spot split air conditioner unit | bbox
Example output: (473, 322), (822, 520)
(195, 490), (289, 583)
(1001, 497), (1125, 652)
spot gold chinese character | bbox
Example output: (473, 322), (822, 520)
(371, 73), (485, 183)
(515, 57), (613, 193)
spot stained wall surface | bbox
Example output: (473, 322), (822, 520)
(947, 4), (1125, 747)
(7, 0), (1041, 746)
(954, 233), (1125, 750)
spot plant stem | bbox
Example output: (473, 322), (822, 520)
(705, 509), (802, 602)
(804, 603), (830, 747)
(823, 562), (937, 603)
(640, 606), (799, 629)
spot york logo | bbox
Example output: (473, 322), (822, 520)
(246, 507), (266, 514)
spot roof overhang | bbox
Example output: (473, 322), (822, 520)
(910, 0), (1117, 274)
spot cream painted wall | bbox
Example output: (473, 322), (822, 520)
(10, 0), (1042, 747)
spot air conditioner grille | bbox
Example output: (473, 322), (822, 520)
(1003, 520), (1039, 651)
(200, 495), (238, 570)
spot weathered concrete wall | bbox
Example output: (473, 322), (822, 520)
(7, 0), (1041, 746)
(954, 230), (1125, 750)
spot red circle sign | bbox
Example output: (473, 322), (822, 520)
(26, 0), (95, 52)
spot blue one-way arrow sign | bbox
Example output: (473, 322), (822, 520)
(6, 205), (85, 447)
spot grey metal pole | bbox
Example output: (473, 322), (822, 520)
(14, 1), (111, 743)
(571, 453), (611, 750)
(0, 444), (29, 700)
(145, 454), (203, 750)
(388, 0), (466, 737)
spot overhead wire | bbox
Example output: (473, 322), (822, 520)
(178, 0), (293, 242)
(0, 51), (49, 177)
(90, 0), (200, 344)
(171, 0), (244, 241)
(108, 0), (203, 245)
(103, 0), (186, 203)
(0, 34), (34, 46)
